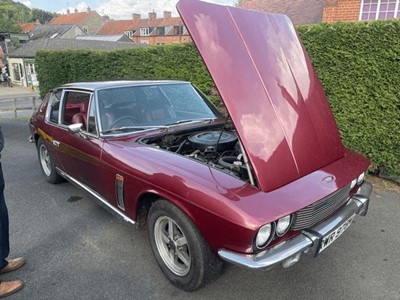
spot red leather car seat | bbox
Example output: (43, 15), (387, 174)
(71, 102), (89, 129)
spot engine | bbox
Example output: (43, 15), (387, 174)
(142, 129), (250, 181)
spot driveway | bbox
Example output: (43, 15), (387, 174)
(1, 119), (399, 300)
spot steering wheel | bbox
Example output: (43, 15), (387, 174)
(110, 116), (138, 128)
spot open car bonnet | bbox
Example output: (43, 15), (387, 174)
(177, 0), (344, 192)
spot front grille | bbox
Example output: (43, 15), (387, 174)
(291, 183), (351, 231)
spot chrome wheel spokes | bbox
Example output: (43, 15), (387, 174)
(154, 216), (191, 276)
(39, 144), (52, 176)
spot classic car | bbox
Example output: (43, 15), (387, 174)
(29, 0), (372, 291)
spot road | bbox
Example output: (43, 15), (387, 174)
(1, 119), (399, 300)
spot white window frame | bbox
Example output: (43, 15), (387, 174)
(124, 30), (134, 38)
(359, 0), (400, 20)
(27, 63), (35, 75)
(140, 28), (150, 36)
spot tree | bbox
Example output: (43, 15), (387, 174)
(0, 0), (58, 32)
(29, 8), (58, 24)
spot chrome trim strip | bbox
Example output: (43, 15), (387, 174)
(57, 168), (135, 225)
(218, 181), (372, 270)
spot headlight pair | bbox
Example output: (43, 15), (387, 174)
(350, 171), (366, 189)
(255, 214), (292, 249)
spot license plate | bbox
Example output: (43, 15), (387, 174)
(318, 214), (355, 253)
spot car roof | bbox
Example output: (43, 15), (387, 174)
(59, 80), (190, 92)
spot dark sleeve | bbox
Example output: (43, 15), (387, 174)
(0, 125), (4, 152)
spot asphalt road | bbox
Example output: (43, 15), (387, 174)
(1, 119), (399, 300)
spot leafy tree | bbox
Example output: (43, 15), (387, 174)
(0, 0), (58, 32)
(28, 8), (58, 24)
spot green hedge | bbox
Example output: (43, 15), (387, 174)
(297, 20), (400, 180)
(35, 20), (400, 180)
(36, 44), (216, 102)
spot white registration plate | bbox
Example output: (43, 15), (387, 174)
(318, 214), (355, 253)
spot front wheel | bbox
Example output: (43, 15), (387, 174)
(37, 137), (64, 184)
(148, 200), (222, 291)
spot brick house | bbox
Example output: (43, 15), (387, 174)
(96, 11), (191, 45)
(49, 7), (106, 34)
(324, 0), (400, 22)
(239, 0), (400, 24)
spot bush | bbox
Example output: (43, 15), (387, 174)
(35, 20), (400, 180)
(36, 44), (216, 102)
(298, 20), (400, 180)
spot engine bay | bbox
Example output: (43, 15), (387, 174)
(141, 127), (251, 182)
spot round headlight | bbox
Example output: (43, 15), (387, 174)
(350, 179), (357, 189)
(357, 172), (365, 185)
(276, 215), (292, 236)
(255, 223), (273, 249)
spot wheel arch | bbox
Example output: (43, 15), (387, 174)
(134, 191), (202, 234)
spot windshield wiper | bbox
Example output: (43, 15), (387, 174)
(165, 118), (217, 126)
(101, 125), (167, 134)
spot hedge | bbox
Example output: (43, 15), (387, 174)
(35, 20), (400, 180)
(36, 44), (216, 102)
(297, 20), (400, 180)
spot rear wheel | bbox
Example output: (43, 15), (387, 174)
(148, 200), (222, 291)
(37, 137), (64, 184)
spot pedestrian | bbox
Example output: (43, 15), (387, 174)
(0, 124), (25, 298)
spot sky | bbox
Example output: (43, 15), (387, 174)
(16, 0), (238, 20)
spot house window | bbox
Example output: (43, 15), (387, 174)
(124, 30), (134, 38)
(155, 27), (165, 35)
(26, 63), (35, 75)
(140, 28), (150, 36)
(12, 63), (22, 81)
(173, 26), (183, 35)
(360, 0), (400, 20)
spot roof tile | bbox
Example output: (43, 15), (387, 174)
(49, 11), (98, 25)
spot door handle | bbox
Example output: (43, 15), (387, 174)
(53, 140), (60, 147)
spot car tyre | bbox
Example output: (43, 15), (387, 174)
(148, 200), (222, 291)
(37, 137), (64, 184)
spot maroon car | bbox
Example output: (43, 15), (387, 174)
(29, 0), (372, 291)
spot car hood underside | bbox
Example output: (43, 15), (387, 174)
(177, 0), (345, 192)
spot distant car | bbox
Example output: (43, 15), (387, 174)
(29, 0), (372, 292)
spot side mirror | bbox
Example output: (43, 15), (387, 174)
(68, 123), (83, 134)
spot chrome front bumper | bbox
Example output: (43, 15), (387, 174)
(218, 181), (373, 270)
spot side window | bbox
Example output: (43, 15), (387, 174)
(62, 91), (91, 131)
(39, 93), (50, 113)
(48, 90), (63, 124)
(87, 99), (98, 135)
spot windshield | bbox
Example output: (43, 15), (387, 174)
(97, 83), (219, 134)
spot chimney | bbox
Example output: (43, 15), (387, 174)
(87, 6), (91, 12)
(35, 19), (41, 25)
(163, 11), (171, 19)
(148, 12), (156, 21)
(67, 9), (70, 15)
(74, 7), (78, 13)
(132, 13), (141, 21)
